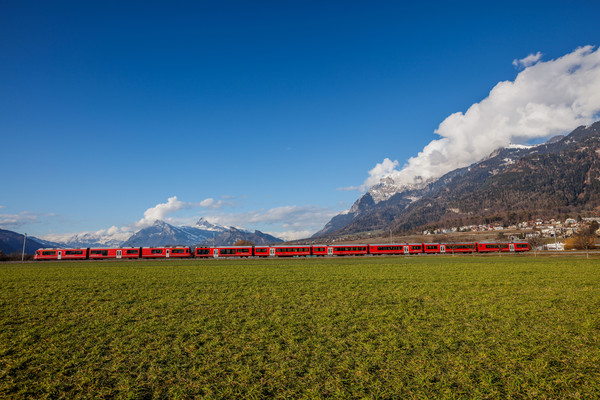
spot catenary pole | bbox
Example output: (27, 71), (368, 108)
(21, 233), (27, 262)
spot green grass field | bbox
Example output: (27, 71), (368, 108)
(1, 256), (599, 399)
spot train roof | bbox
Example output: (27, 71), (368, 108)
(368, 243), (422, 246)
(36, 247), (87, 250)
(194, 245), (253, 248)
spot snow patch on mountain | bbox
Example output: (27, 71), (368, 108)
(194, 217), (227, 232)
(367, 176), (431, 204)
(506, 143), (535, 150)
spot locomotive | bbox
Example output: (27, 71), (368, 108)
(33, 242), (529, 260)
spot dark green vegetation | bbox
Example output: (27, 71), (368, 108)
(1, 257), (599, 399)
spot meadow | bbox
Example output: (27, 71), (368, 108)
(1, 256), (599, 399)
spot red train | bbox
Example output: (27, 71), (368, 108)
(33, 246), (192, 260)
(33, 242), (529, 260)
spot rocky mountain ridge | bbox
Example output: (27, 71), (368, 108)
(122, 219), (282, 247)
(9, 218), (283, 252)
(316, 121), (600, 238)
(0, 229), (46, 255)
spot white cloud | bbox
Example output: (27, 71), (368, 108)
(94, 226), (133, 242)
(0, 212), (41, 228)
(360, 45), (600, 190)
(266, 230), (316, 241)
(513, 51), (542, 69)
(42, 225), (133, 245)
(205, 205), (339, 237)
(135, 196), (189, 227)
(199, 198), (224, 209)
(134, 196), (226, 227)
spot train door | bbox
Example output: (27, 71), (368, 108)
(213, 249), (219, 258)
(440, 245), (446, 254)
(403, 245), (409, 255)
(58, 250), (62, 260)
(269, 248), (275, 257)
(327, 247), (333, 256)
(116, 250), (122, 259)
(166, 249), (170, 258)
(509, 243), (515, 252)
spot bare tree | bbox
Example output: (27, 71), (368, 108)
(528, 235), (542, 257)
(571, 223), (596, 258)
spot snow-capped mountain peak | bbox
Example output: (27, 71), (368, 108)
(194, 217), (227, 232)
(366, 175), (431, 204)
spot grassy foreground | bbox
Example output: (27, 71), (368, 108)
(1, 256), (599, 399)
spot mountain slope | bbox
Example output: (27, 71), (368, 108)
(391, 126), (600, 233)
(122, 220), (282, 247)
(122, 220), (219, 247)
(318, 121), (600, 237)
(0, 229), (46, 255)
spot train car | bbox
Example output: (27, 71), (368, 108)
(444, 243), (477, 253)
(476, 242), (529, 252)
(215, 246), (253, 258)
(311, 245), (331, 256)
(271, 245), (312, 257)
(141, 247), (192, 258)
(34, 248), (88, 260)
(369, 243), (423, 255)
(512, 242), (530, 252)
(253, 246), (272, 257)
(88, 247), (141, 259)
(194, 246), (213, 258)
(195, 246), (253, 258)
(423, 243), (445, 254)
(330, 244), (369, 256)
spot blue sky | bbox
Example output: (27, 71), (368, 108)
(2, 1), (600, 241)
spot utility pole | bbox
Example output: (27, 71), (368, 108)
(21, 233), (27, 262)
(390, 229), (392, 244)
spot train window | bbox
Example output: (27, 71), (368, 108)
(376, 246), (402, 251)
(171, 249), (185, 254)
(255, 248), (268, 253)
(196, 249), (210, 255)
(65, 250), (84, 255)
(276, 247), (309, 253)
(516, 243), (528, 248)
(238, 248), (250, 253)
(314, 247), (326, 252)
(151, 249), (163, 254)
(126, 249), (139, 255)
(336, 247), (366, 252)
(447, 244), (474, 250)
(42, 251), (56, 255)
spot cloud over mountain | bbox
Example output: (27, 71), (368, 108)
(361, 45), (600, 190)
